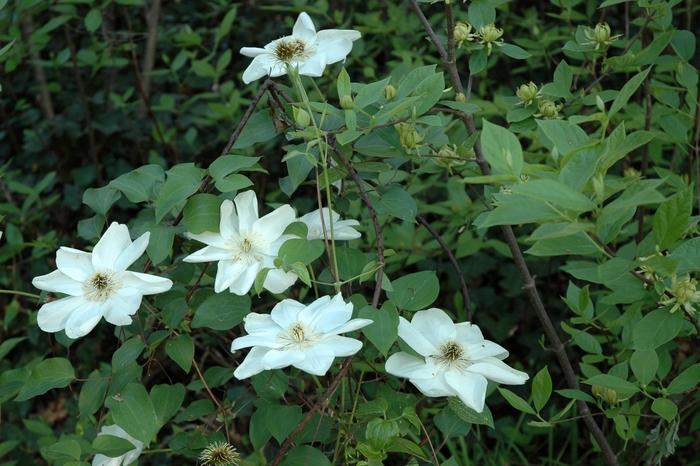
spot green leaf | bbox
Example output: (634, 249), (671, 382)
(481, 120), (523, 176)
(583, 374), (639, 396)
(277, 239), (324, 265)
(501, 43), (530, 59)
(280, 445), (332, 466)
(15, 357), (75, 401)
(151, 383), (185, 426)
(85, 8), (102, 33)
(111, 337), (145, 372)
(666, 364), (700, 394)
(79, 370), (109, 417)
(337, 67), (351, 99)
(651, 398), (677, 422)
(106, 382), (159, 445)
(372, 185), (417, 221)
(358, 302), (399, 355)
(447, 397), (493, 427)
(630, 349), (658, 385)
(92, 434), (136, 458)
(215, 6), (238, 44)
(653, 189), (692, 249)
(0, 337), (25, 360)
(192, 293), (251, 331)
(532, 366), (552, 412)
(41, 439), (81, 461)
(386, 271), (439, 311)
(467, 0), (495, 28)
(498, 387), (536, 415)
(183, 194), (221, 234)
(155, 163), (205, 222)
(83, 186), (121, 215)
(166, 334), (194, 373)
(609, 68), (652, 119)
(469, 49), (488, 74)
(146, 224), (175, 265)
(632, 309), (685, 350)
(555, 389), (595, 403)
(266, 404), (303, 443)
(109, 165), (164, 203)
(510, 179), (596, 213)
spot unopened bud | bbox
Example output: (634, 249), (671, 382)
(592, 22), (612, 44)
(454, 21), (474, 45)
(623, 167), (640, 178)
(340, 94), (354, 110)
(592, 385), (618, 405)
(455, 92), (467, 102)
(293, 106), (310, 127)
(537, 99), (561, 118)
(478, 23), (503, 44)
(515, 82), (538, 105)
(384, 84), (397, 100)
(395, 122), (423, 150)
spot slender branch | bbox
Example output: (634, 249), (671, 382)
(270, 357), (354, 466)
(417, 214), (473, 320)
(21, 12), (55, 119)
(635, 49), (653, 243)
(219, 79), (274, 158)
(410, 3), (619, 465)
(138, 0), (162, 118)
(332, 144), (385, 308)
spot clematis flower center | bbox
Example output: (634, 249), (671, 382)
(437, 341), (468, 369)
(233, 234), (264, 264)
(280, 322), (316, 349)
(84, 272), (119, 302)
(273, 38), (310, 62)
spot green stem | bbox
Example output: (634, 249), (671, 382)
(0, 289), (41, 300)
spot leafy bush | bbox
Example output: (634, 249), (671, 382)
(1, 0), (699, 465)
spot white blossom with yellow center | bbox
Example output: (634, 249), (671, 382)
(231, 294), (372, 378)
(385, 308), (528, 413)
(32, 222), (173, 339)
(183, 190), (298, 296)
(239, 12), (361, 84)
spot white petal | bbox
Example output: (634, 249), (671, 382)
(37, 297), (83, 333)
(32, 270), (83, 296)
(234, 191), (259, 233)
(240, 46), (268, 57)
(330, 318), (373, 334)
(293, 346), (336, 376)
(409, 371), (454, 398)
(397, 316), (438, 357)
(113, 232), (149, 271)
(103, 291), (143, 326)
(321, 335), (363, 357)
(301, 293), (351, 333)
(253, 205), (296, 243)
(455, 321), (484, 344)
(214, 260), (247, 293)
(64, 301), (105, 338)
(186, 231), (229, 249)
(445, 370), (488, 413)
(292, 12), (317, 41)
(385, 352), (436, 379)
(262, 268), (298, 294)
(122, 272), (173, 295)
(56, 247), (93, 281)
(298, 52), (326, 77)
(242, 53), (281, 84)
(317, 29), (362, 44)
(219, 200), (239, 240)
(234, 346), (270, 379)
(467, 358), (529, 385)
(92, 222), (132, 270)
(231, 333), (282, 350)
(466, 340), (509, 360)
(183, 245), (231, 263)
(410, 308), (457, 348)
(270, 299), (306, 328)
(91, 454), (122, 466)
(228, 261), (261, 295)
(262, 349), (305, 370)
(242, 312), (279, 334)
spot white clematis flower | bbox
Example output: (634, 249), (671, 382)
(32, 223), (173, 339)
(240, 12), (361, 84)
(231, 294), (372, 378)
(385, 308), (528, 413)
(183, 191), (298, 296)
(92, 424), (143, 466)
(300, 208), (361, 241)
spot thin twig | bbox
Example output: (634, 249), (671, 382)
(636, 77), (652, 242)
(21, 12), (54, 119)
(410, 2), (619, 465)
(219, 79), (274, 158)
(417, 214), (473, 320)
(138, 0), (162, 118)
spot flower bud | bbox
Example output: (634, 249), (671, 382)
(592, 385), (618, 405)
(592, 22), (612, 44)
(455, 92), (467, 102)
(384, 84), (397, 100)
(454, 21), (474, 45)
(623, 167), (640, 178)
(478, 23), (503, 44)
(293, 106), (310, 127)
(395, 122), (423, 150)
(340, 94), (354, 110)
(515, 82), (538, 105)
(537, 99), (561, 118)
